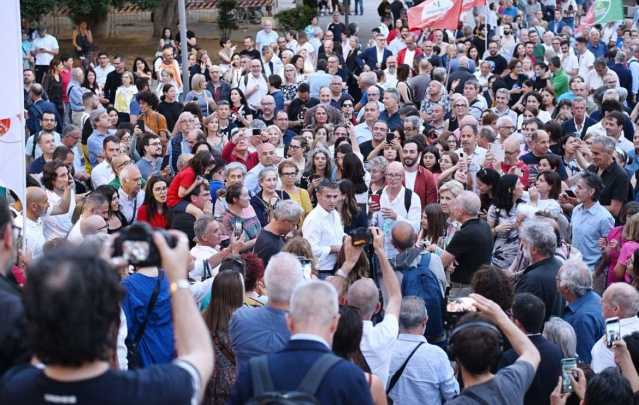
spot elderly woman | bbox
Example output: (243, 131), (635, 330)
(434, 180), (465, 250)
(250, 167), (290, 227)
(366, 156), (387, 201)
(221, 182), (261, 251)
(184, 73), (215, 117)
(265, 125), (285, 159)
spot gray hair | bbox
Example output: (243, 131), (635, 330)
(432, 67), (447, 82)
(615, 51), (626, 64)
(520, 219), (557, 257)
(289, 280), (339, 326)
(404, 115), (421, 130)
(347, 278), (379, 319)
(455, 191), (481, 216)
(224, 162), (247, 178)
(90, 108), (107, 126)
(543, 317), (577, 358)
(495, 88), (511, 98)
(591, 135), (616, 154)
(265, 252), (304, 305)
(72, 67), (84, 81)
(558, 259), (592, 297)
(384, 88), (400, 103)
(399, 296), (428, 330)
(464, 79), (480, 90)
(193, 215), (215, 242)
(62, 124), (80, 138)
(439, 180), (465, 197)
(360, 71), (377, 86)
(605, 283), (639, 318)
(603, 88), (620, 102)
(272, 200), (303, 222)
(366, 156), (388, 173)
(119, 164), (141, 182)
(258, 166), (278, 184)
(496, 116), (514, 128)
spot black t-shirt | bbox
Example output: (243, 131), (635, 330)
(485, 54), (508, 75)
(287, 97), (320, 132)
(0, 362), (197, 405)
(253, 229), (285, 266)
(446, 218), (493, 284)
(158, 101), (184, 132)
(328, 22), (346, 41)
(587, 162), (630, 209)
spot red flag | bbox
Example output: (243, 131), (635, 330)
(578, 4), (595, 33)
(407, 0), (464, 30)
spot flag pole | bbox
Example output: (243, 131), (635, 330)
(444, 29), (458, 91)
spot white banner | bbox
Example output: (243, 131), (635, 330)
(0, 0), (26, 204)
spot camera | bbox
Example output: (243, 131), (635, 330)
(113, 222), (177, 268)
(386, 132), (395, 144)
(350, 227), (372, 247)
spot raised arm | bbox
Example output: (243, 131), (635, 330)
(371, 227), (401, 317)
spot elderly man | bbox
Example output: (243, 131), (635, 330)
(514, 219), (564, 321)
(492, 88), (518, 125)
(256, 95), (277, 125)
(302, 180), (344, 276)
(243, 142), (277, 193)
(370, 161), (422, 259)
(86, 109), (111, 167)
(67, 192), (109, 243)
(67, 67), (88, 127)
(254, 200), (303, 266)
(380, 89), (401, 131)
(568, 172), (614, 270)
(440, 191), (493, 296)
(24, 187), (49, 260)
(520, 129), (567, 186)
(117, 165), (145, 225)
(585, 58), (619, 93)
(347, 227), (401, 386)
(190, 215), (222, 263)
(590, 283), (639, 372)
(354, 102), (380, 145)
(561, 96), (596, 138)
(360, 119), (389, 162)
(229, 252), (304, 371)
(231, 280), (373, 404)
(356, 83), (384, 121)
(586, 135), (630, 219)
(213, 162), (247, 220)
(557, 258), (605, 363)
(78, 215), (108, 240)
(387, 297), (459, 404)
(239, 58), (269, 110)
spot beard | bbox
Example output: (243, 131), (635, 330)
(403, 157), (416, 167)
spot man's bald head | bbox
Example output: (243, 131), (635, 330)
(347, 278), (379, 320)
(80, 215), (107, 237)
(27, 187), (47, 205)
(603, 282), (639, 318)
(391, 221), (417, 251)
(26, 187), (48, 218)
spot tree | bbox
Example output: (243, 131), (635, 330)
(20, 0), (56, 22)
(217, 0), (238, 39)
(149, 0), (177, 38)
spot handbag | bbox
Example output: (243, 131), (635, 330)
(126, 272), (162, 369)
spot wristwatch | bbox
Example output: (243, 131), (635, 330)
(170, 279), (190, 295)
(335, 269), (349, 279)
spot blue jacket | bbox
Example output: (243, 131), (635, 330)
(27, 99), (61, 135)
(561, 116), (596, 139)
(562, 290), (605, 363)
(230, 339), (374, 405)
(361, 46), (392, 70)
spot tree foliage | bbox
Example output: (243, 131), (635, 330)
(21, 0), (162, 24)
(217, 0), (238, 39)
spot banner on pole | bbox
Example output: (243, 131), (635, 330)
(407, 0), (465, 30)
(579, 0), (623, 31)
(0, 0), (26, 205)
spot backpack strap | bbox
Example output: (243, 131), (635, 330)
(250, 355), (275, 396)
(297, 353), (341, 395)
(403, 188), (412, 213)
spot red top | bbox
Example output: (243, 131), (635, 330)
(136, 204), (169, 229)
(167, 166), (196, 208)
(60, 68), (72, 103)
(221, 141), (259, 170)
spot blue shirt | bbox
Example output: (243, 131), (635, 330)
(588, 42), (606, 59)
(380, 109), (401, 131)
(388, 334), (459, 404)
(87, 129), (109, 167)
(571, 202), (614, 269)
(229, 305), (290, 371)
(307, 70), (333, 99)
(67, 80), (87, 112)
(562, 291), (605, 364)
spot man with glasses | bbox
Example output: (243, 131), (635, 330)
(136, 133), (163, 180)
(501, 136), (530, 186)
(240, 58), (269, 110)
(207, 64), (231, 103)
(94, 52), (114, 90)
(362, 33), (392, 71)
(91, 135), (120, 188)
(328, 76), (351, 109)
(356, 83), (384, 121)
(117, 165), (145, 225)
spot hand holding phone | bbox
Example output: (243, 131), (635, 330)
(606, 317), (621, 348)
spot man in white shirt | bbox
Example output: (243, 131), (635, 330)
(244, 142), (277, 193)
(371, 162), (422, 259)
(117, 165), (145, 224)
(239, 59), (269, 110)
(591, 283), (639, 372)
(24, 187), (49, 260)
(575, 37), (595, 80)
(585, 58), (620, 93)
(302, 180), (344, 276)
(94, 52), (115, 89)
(604, 111), (632, 154)
(456, 123), (487, 190)
(91, 135), (119, 189)
(560, 40), (579, 77)
(354, 102), (380, 145)
(32, 25), (59, 82)
(255, 19), (279, 56)
(190, 215), (222, 281)
(66, 192), (109, 243)
(347, 227), (402, 386)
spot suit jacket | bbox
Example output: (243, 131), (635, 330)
(230, 339), (374, 405)
(361, 47), (392, 70)
(207, 80), (232, 104)
(561, 116), (596, 139)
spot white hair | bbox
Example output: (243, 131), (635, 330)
(264, 252), (304, 304)
(289, 280), (339, 326)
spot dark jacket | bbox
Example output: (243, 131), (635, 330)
(229, 339), (374, 405)
(26, 99), (61, 135)
(361, 47), (393, 70)
(250, 190), (290, 227)
(515, 257), (565, 320)
(561, 116), (596, 139)
(207, 80), (232, 104)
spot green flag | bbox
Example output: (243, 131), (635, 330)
(593, 0), (623, 25)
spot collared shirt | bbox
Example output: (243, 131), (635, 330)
(90, 161), (115, 189)
(562, 291), (605, 363)
(67, 80), (88, 112)
(238, 73), (268, 110)
(87, 130), (109, 167)
(491, 107), (518, 126)
(94, 64), (115, 88)
(577, 49), (595, 79)
(24, 216), (45, 260)
(290, 333), (330, 350)
(362, 314), (399, 386)
(388, 333), (459, 405)
(25, 131), (61, 159)
(354, 122), (373, 144)
(591, 316), (639, 372)
(302, 205), (344, 271)
(587, 161), (630, 208)
(571, 202), (614, 269)
(118, 188), (145, 224)
(136, 157), (163, 180)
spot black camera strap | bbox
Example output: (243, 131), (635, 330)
(132, 272), (163, 347)
(386, 342), (424, 394)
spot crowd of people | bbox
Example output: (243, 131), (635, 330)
(5, 0), (639, 403)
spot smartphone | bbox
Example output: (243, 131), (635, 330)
(233, 221), (243, 239)
(606, 317), (621, 348)
(446, 297), (477, 313)
(219, 238), (230, 249)
(386, 132), (395, 144)
(369, 194), (380, 206)
(561, 358), (578, 394)
(564, 189), (576, 198)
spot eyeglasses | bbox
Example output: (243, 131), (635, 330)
(385, 173), (403, 178)
(454, 104), (466, 107)
(281, 171), (297, 176)
(288, 144), (302, 149)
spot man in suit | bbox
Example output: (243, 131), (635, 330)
(230, 276), (374, 405)
(361, 33), (392, 70)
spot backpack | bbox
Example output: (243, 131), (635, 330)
(400, 253), (445, 341)
(403, 188), (413, 213)
(247, 353), (340, 405)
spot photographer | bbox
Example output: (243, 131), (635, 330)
(0, 231), (213, 403)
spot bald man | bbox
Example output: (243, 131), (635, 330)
(67, 193), (109, 243)
(591, 283), (639, 372)
(24, 187), (49, 259)
(244, 141), (277, 192)
(79, 215), (108, 238)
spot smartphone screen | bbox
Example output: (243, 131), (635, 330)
(561, 358), (577, 394)
(606, 317), (621, 348)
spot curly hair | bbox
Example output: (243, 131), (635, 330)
(471, 265), (514, 311)
(242, 252), (265, 293)
(23, 246), (123, 366)
(41, 161), (68, 190)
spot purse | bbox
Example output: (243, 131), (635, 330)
(126, 272), (162, 369)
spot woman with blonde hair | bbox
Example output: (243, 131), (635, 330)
(281, 64), (299, 106)
(203, 114), (224, 152)
(114, 71), (137, 122)
(184, 73), (215, 117)
(282, 237), (318, 277)
(265, 125), (285, 159)
(436, 180), (465, 250)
